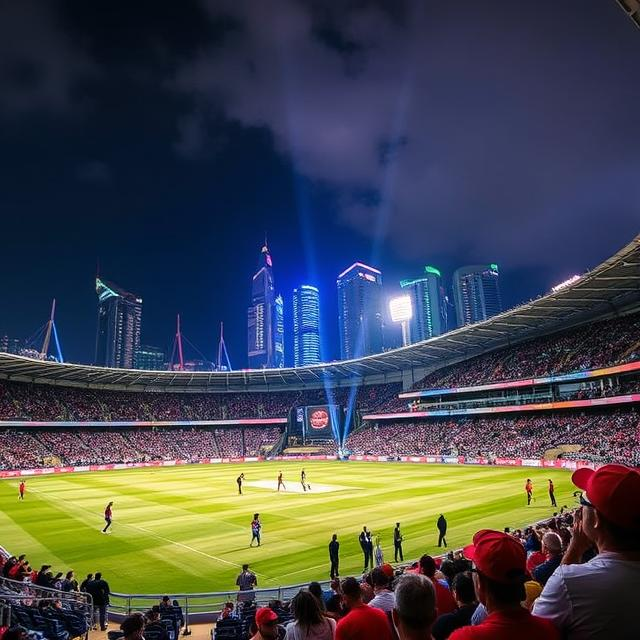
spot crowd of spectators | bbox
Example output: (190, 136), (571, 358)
(408, 313), (640, 393)
(0, 382), (400, 424)
(346, 409), (640, 466)
(0, 427), (283, 470)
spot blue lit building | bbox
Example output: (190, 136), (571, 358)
(400, 265), (448, 342)
(292, 285), (321, 366)
(95, 277), (142, 369)
(247, 242), (285, 368)
(337, 262), (384, 360)
(453, 264), (502, 327)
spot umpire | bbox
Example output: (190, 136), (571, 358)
(329, 534), (340, 578)
(437, 514), (448, 547)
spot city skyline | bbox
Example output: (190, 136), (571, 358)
(0, 2), (638, 366)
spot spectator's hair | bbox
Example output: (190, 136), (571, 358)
(341, 577), (361, 599)
(542, 532), (563, 554)
(371, 567), (390, 588)
(242, 564), (249, 571)
(452, 571), (476, 605)
(120, 614), (145, 636)
(332, 534), (337, 541)
(95, 572), (102, 580)
(393, 574), (436, 631)
(308, 581), (324, 608)
(65, 571), (73, 580)
(419, 555), (436, 578)
(291, 590), (324, 628)
(477, 571), (526, 605)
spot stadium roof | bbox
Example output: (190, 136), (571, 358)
(1, 234), (639, 392)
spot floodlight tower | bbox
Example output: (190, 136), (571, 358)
(389, 295), (413, 347)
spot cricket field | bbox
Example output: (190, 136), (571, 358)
(0, 461), (574, 594)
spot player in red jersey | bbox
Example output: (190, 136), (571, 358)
(102, 501), (113, 533)
(525, 479), (533, 505)
(19, 480), (26, 500)
(548, 479), (557, 507)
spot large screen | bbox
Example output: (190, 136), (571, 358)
(303, 404), (339, 441)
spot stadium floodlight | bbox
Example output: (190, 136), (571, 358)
(551, 274), (581, 293)
(389, 295), (413, 346)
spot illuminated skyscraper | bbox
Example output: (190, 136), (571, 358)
(247, 242), (285, 368)
(337, 262), (383, 360)
(292, 285), (321, 367)
(95, 277), (142, 368)
(134, 344), (165, 370)
(400, 266), (448, 342)
(453, 264), (502, 327)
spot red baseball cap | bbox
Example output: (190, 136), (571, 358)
(463, 529), (527, 584)
(381, 563), (395, 579)
(572, 464), (640, 530)
(255, 607), (278, 626)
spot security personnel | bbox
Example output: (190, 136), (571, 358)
(393, 522), (404, 562)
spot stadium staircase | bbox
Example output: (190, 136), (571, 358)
(267, 430), (288, 457)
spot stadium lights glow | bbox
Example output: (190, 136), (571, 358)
(551, 275), (581, 293)
(389, 295), (413, 323)
(389, 295), (413, 347)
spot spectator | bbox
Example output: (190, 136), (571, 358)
(335, 577), (392, 640)
(144, 608), (170, 640)
(120, 614), (145, 640)
(533, 464), (640, 639)
(85, 571), (110, 631)
(368, 567), (395, 613)
(251, 607), (280, 640)
(79, 573), (93, 592)
(432, 572), (478, 640)
(449, 529), (560, 639)
(1, 627), (29, 640)
(236, 564), (258, 602)
(418, 556), (456, 616)
(61, 570), (78, 592)
(531, 533), (563, 586)
(285, 589), (336, 640)
(391, 574), (437, 640)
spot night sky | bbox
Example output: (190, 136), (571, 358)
(1, 1), (639, 367)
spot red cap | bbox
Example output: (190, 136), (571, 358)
(255, 607), (278, 626)
(572, 464), (640, 530)
(463, 529), (526, 584)
(381, 563), (394, 579)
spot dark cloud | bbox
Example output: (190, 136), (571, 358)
(173, 0), (640, 268)
(75, 160), (112, 185)
(0, 1), (94, 115)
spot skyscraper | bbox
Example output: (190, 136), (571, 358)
(400, 265), (448, 342)
(247, 242), (285, 368)
(95, 277), (142, 368)
(337, 262), (384, 360)
(134, 344), (165, 370)
(453, 264), (502, 327)
(292, 285), (321, 367)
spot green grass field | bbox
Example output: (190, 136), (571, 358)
(0, 461), (574, 595)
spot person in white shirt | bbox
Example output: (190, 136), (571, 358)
(368, 567), (396, 613)
(285, 590), (335, 640)
(533, 464), (640, 639)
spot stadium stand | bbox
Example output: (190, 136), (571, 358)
(410, 313), (640, 392)
(346, 409), (640, 466)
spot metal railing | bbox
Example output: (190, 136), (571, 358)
(109, 580), (332, 627)
(0, 576), (93, 638)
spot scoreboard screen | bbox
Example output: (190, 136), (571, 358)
(303, 404), (339, 440)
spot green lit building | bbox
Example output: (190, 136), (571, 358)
(400, 266), (448, 343)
